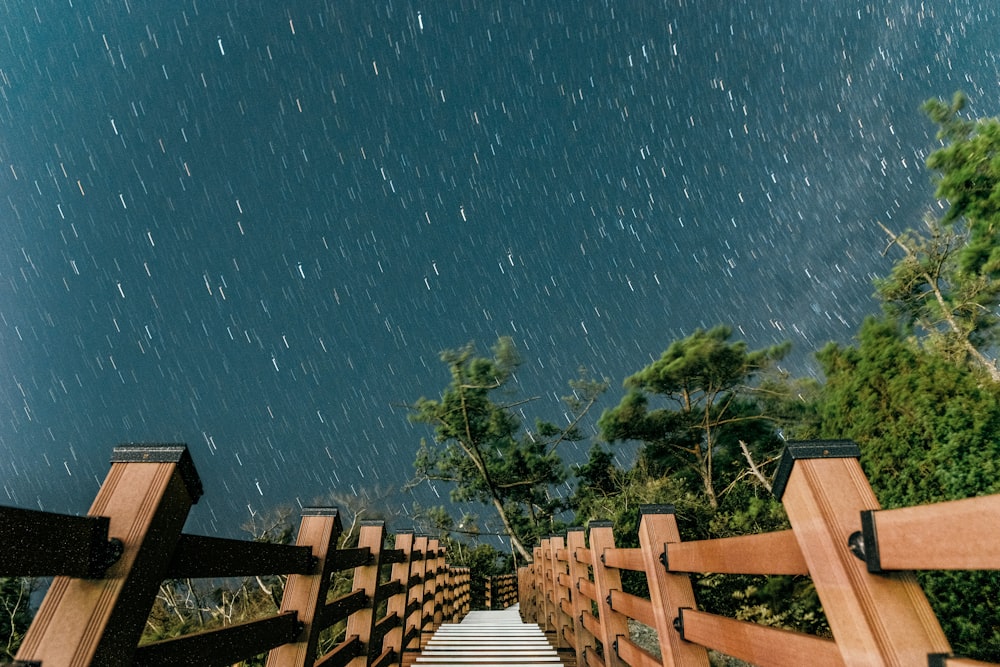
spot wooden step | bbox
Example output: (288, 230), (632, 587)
(416, 605), (565, 667)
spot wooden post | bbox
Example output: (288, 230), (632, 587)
(774, 441), (951, 665)
(346, 521), (386, 667)
(430, 540), (447, 628)
(402, 535), (429, 660)
(539, 537), (556, 634)
(266, 508), (343, 667)
(636, 505), (710, 667)
(549, 535), (571, 649)
(517, 567), (530, 620)
(441, 565), (455, 622)
(421, 538), (441, 644)
(16, 444), (202, 667)
(565, 528), (591, 667)
(384, 530), (414, 666)
(589, 521), (630, 667)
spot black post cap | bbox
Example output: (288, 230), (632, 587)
(111, 443), (203, 503)
(772, 440), (861, 500)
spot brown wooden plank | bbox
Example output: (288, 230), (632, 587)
(863, 494), (1000, 572)
(573, 546), (592, 566)
(614, 635), (661, 667)
(405, 536), (430, 653)
(550, 535), (572, 649)
(601, 547), (644, 573)
(607, 589), (655, 630)
(265, 508), (343, 667)
(383, 531), (414, 658)
(431, 540), (448, 628)
(318, 589), (368, 631)
(329, 547), (373, 571)
(345, 521), (386, 667)
(559, 598), (574, 619)
(679, 608), (844, 666)
(166, 533), (315, 578)
(539, 538), (556, 635)
(314, 635), (363, 667)
(777, 441), (951, 664)
(0, 507), (118, 578)
(577, 578), (597, 605)
(583, 645), (605, 667)
(422, 538), (443, 635)
(636, 506), (709, 667)
(589, 522), (629, 667)
(134, 611), (300, 666)
(665, 529), (808, 575)
(580, 611), (602, 644)
(566, 528), (592, 667)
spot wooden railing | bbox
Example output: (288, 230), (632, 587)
(518, 440), (1000, 667)
(0, 444), (470, 666)
(484, 574), (518, 610)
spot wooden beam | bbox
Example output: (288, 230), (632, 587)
(636, 505), (709, 667)
(382, 530), (414, 663)
(858, 494), (1000, 572)
(664, 529), (808, 575)
(601, 547), (644, 573)
(677, 608), (844, 666)
(136, 611), (300, 666)
(345, 521), (386, 667)
(614, 634), (661, 667)
(566, 528), (592, 667)
(16, 444), (201, 667)
(266, 507), (343, 666)
(549, 535), (571, 649)
(589, 521), (629, 667)
(0, 507), (120, 578)
(607, 589), (655, 630)
(318, 589), (369, 630)
(775, 440), (951, 664)
(403, 535), (429, 655)
(167, 533), (316, 578)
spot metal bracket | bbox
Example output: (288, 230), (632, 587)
(88, 537), (125, 578)
(673, 607), (691, 640)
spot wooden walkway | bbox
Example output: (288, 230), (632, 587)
(415, 605), (564, 666)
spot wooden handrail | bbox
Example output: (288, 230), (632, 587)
(0, 507), (121, 578)
(518, 440), (1000, 667)
(856, 494), (1000, 573)
(1, 444), (474, 667)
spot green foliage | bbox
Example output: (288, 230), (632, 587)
(876, 93), (1000, 380)
(0, 577), (34, 660)
(924, 92), (1000, 272)
(598, 325), (792, 507)
(409, 337), (605, 561)
(817, 316), (1000, 660)
(580, 325), (835, 637)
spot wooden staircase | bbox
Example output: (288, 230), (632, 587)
(413, 605), (564, 666)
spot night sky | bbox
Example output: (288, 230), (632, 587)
(2, 1), (998, 536)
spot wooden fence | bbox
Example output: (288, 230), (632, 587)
(484, 574), (518, 610)
(0, 444), (470, 666)
(518, 440), (1000, 667)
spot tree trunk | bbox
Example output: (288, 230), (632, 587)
(491, 495), (533, 563)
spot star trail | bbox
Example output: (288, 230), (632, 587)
(2, 0), (998, 534)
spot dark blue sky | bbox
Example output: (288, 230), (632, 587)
(2, 0), (997, 536)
